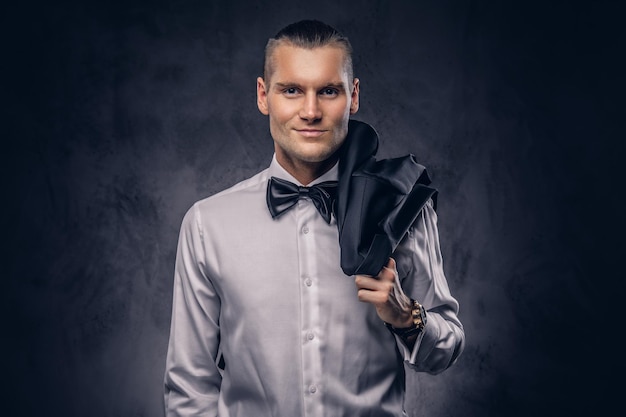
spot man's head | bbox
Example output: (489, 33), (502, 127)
(257, 20), (359, 184)
(263, 20), (354, 84)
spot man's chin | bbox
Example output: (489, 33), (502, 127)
(296, 148), (340, 164)
(296, 141), (344, 162)
(275, 138), (344, 165)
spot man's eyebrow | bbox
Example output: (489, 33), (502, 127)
(324, 83), (347, 90)
(273, 82), (299, 89)
(273, 82), (347, 90)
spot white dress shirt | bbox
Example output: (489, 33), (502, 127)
(164, 155), (464, 417)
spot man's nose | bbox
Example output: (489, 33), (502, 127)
(299, 92), (322, 121)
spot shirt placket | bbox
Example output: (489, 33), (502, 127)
(296, 198), (324, 417)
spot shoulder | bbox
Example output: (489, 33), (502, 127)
(195, 168), (268, 206)
(187, 168), (270, 226)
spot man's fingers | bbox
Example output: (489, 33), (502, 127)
(354, 258), (396, 283)
(382, 257), (396, 272)
(355, 257), (400, 307)
(355, 275), (389, 291)
(357, 287), (390, 304)
(355, 274), (394, 305)
(378, 258), (397, 282)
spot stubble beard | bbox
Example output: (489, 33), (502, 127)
(275, 124), (348, 161)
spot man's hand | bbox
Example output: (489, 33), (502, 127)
(355, 258), (413, 328)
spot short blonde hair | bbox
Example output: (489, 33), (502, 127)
(263, 20), (354, 83)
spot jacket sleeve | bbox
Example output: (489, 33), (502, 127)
(392, 199), (465, 374)
(164, 204), (222, 416)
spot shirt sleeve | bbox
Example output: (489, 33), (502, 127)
(392, 199), (465, 374)
(164, 204), (222, 416)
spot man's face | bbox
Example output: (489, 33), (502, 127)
(257, 44), (359, 173)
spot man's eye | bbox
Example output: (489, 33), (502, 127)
(283, 87), (299, 95)
(321, 88), (339, 96)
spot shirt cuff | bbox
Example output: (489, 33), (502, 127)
(392, 313), (440, 366)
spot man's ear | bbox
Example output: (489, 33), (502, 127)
(257, 77), (269, 115)
(350, 78), (360, 115)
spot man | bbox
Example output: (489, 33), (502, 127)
(164, 20), (464, 417)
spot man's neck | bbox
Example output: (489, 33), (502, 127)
(275, 154), (339, 185)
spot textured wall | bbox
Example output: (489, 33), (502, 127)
(5, 1), (623, 416)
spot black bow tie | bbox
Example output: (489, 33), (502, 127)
(266, 177), (338, 224)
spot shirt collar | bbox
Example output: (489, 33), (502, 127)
(267, 154), (339, 186)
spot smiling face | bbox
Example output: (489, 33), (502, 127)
(257, 43), (359, 184)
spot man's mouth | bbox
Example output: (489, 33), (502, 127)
(295, 129), (327, 138)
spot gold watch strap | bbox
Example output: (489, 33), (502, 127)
(385, 299), (426, 339)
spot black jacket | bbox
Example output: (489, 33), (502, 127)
(336, 120), (437, 276)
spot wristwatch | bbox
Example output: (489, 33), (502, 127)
(385, 299), (427, 339)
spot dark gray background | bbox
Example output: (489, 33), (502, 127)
(4, 0), (624, 416)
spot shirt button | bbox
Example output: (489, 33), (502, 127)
(302, 226), (309, 234)
(309, 385), (317, 394)
(305, 278), (313, 287)
(307, 332), (315, 340)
